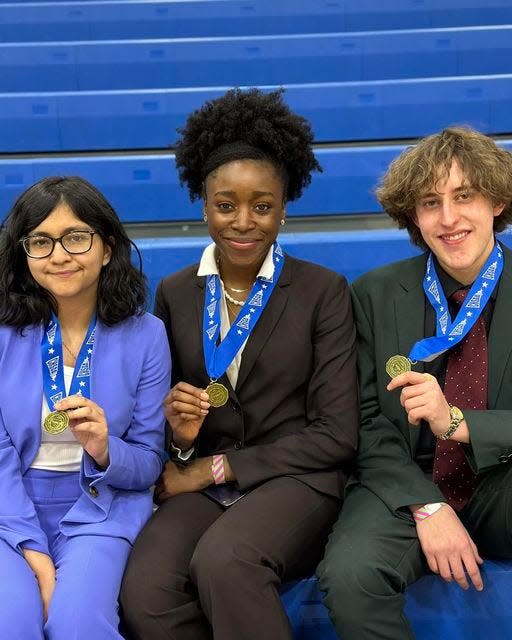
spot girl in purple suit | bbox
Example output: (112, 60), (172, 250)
(0, 176), (170, 639)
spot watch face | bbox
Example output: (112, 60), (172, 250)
(451, 406), (464, 421)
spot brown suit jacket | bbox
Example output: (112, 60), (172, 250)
(154, 254), (359, 499)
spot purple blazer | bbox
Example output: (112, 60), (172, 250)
(0, 312), (171, 556)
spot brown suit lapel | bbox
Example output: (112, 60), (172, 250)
(236, 259), (292, 392)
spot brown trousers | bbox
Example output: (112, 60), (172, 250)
(120, 476), (339, 640)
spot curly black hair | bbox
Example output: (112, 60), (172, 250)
(174, 88), (322, 202)
(0, 176), (147, 329)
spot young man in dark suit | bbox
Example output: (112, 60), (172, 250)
(318, 127), (512, 639)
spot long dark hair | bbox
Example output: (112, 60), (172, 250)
(0, 176), (147, 328)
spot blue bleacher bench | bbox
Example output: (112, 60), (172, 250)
(0, 0), (346, 41)
(135, 228), (512, 306)
(2, 75), (512, 152)
(1, 26), (512, 93)
(135, 229), (420, 302)
(3, 141), (512, 224)
(0, 147), (399, 222)
(282, 558), (512, 640)
(1, 0), (511, 42)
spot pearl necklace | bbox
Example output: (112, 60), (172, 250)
(224, 290), (246, 307)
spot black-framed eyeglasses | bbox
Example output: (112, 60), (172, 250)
(20, 230), (97, 259)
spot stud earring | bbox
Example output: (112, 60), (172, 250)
(203, 215), (207, 222)
(280, 219), (286, 226)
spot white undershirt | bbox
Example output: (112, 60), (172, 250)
(30, 365), (83, 472)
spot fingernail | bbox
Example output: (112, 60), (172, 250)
(201, 409), (209, 415)
(200, 401), (210, 409)
(200, 392), (209, 401)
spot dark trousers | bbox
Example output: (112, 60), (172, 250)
(120, 476), (340, 640)
(317, 462), (512, 640)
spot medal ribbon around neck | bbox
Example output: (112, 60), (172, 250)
(202, 242), (285, 404)
(408, 241), (503, 363)
(41, 313), (96, 433)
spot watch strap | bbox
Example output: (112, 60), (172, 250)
(437, 404), (464, 441)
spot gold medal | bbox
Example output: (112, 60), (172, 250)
(43, 410), (69, 435)
(385, 355), (412, 379)
(205, 382), (229, 408)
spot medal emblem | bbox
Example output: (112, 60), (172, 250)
(205, 382), (229, 408)
(43, 410), (69, 435)
(385, 355), (411, 379)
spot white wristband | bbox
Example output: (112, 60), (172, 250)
(412, 502), (446, 522)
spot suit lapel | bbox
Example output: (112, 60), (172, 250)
(488, 248), (512, 408)
(395, 255), (428, 374)
(393, 255), (428, 449)
(235, 260), (291, 392)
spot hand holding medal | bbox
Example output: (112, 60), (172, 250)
(54, 395), (110, 468)
(385, 243), (502, 435)
(387, 371), (451, 433)
(164, 381), (211, 451)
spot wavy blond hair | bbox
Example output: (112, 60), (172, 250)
(376, 127), (512, 248)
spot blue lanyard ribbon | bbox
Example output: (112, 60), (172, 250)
(41, 314), (96, 409)
(203, 242), (285, 380)
(409, 242), (503, 362)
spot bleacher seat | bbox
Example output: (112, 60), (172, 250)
(2, 0), (512, 42)
(3, 141), (512, 223)
(2, 74), (512, 153)
(282, 557), (512, 640)
(135, 228), (512, 307)
(135, 229), (422, 302)
(0, 0), (346, 41)
(2, 27), (512, 93)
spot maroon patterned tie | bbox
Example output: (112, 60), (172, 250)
(432, 289), (486, 511)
